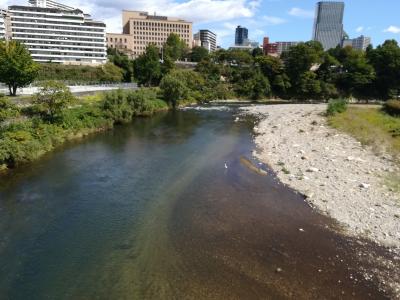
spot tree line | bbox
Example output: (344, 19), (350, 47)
(1, 35), (400, 102)
(132, 37), (400, 104)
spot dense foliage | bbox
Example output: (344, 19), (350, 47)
(326, 99), (348, 116)
(0, 95), (20, 122)
(0, 41), (39, 96)
(37, 62), (124, 84)
(107, 48), (134, 82)
(0, 84), (167, 169)
(132, 35), (400, 102)
(34, 80), (76, 120)
(384, 100), (400, 117)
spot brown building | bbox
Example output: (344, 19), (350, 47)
(263, 36), (299, 56)
(106, 11), (193, 58)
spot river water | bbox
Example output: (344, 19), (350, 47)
(0, 107), (393, 299)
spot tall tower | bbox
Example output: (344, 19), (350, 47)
(312, 1), (345, 50)
(235, 26), (248, 46)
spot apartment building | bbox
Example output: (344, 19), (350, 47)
(2, 0), (107, 65)
(107, 11), (192, 58)
(342, 35), (371, 51)
(193, 29), (216, 52)
(0, 10), (6, 40)
(263, 37), (299, 56)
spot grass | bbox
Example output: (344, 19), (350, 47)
(328, 106), (400, 159)
(328, 105), (400, 196)
(385, 173), (400, 193)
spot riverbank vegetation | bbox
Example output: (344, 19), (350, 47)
(328, 106), (400, 157)
(0, 84), (167, 171)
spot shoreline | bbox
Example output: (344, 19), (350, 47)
(241, 104), (400, 249)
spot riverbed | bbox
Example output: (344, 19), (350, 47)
(0, 107), (397, 299)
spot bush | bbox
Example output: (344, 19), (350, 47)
(37, 63), (125, 84)
(0, 96), (20, 122)
(102, 88), (168, 122)
(327, 99), (348, 116)
(34, 81), (75, 121)
(384, 100), (400, 117)
(102, 89), (133, 124)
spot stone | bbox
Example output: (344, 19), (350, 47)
(359, 183), (370, 189)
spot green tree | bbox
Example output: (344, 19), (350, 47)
(298, 71), (322, 100)
(367, 40), (400, 99)
(336, 47), (375, 98)
(98, 62), (124, 83)
(164, 33), (187, 61)
(232, 68), (271, 100)
(160, 69), (208, 106)
(107, 48), (133, 82)
(252, 47), (264, 57)
(34, 81), (75, 120)
(283, 41), (324, 99)
(256, 55), (290, 96)
(160, 73), (188, 108)
(0, 41), (39, 96)
(190, 46), (209, 62)
(102, 89), (133, 124)
(133, 44), (162, 86)
(317, 52), (340, 83)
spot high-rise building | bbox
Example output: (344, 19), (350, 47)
(342, 35), (371, 51)
(2, 0), (107, 64)
(313, 1), (345, 50)
(193, 30), (216, 52)
(235, 26), (248, 46)
(107, 11), (192, 58)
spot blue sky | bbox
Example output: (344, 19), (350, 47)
(2, 0), (400, 48)
(192, 0), (400, 48)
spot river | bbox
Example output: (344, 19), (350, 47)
(0, 107), (392, 299)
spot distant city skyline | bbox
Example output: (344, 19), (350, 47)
(1, 0), (400, 48)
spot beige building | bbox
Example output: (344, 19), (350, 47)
(107, 11), (192, 58)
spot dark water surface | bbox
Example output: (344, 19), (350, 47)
(0, 108), (393, 299)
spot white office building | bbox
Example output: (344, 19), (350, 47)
(193, 30), (217, 52)
(342, 35), (371, 51)
(0, 10), (6, 40)
(3, 0), (107, 64)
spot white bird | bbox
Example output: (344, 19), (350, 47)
(224, 163), (228, 169)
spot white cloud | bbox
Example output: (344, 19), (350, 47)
(288, 7), (314, 18)
(356, 26), (364, 33)
(0, 0), (260, 33)
(384, 25), (400, 34)
(262, 15), (287, 25)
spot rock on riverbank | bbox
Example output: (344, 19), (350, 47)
(242, 104), (400, 249)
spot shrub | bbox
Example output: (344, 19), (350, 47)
(102, 89), (133, 124)
(34, 81), (75, 121)
(384, 100), (400, 117)
(0, 96), (20, 122)
(327, 99), (348, 116)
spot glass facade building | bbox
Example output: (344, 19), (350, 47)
(235, 26), (248, 46)
(312, 1), (345, 50)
